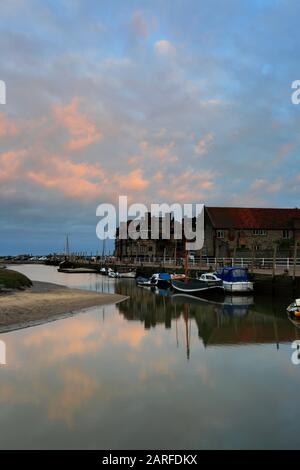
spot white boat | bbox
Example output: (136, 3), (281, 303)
(287, 299), (300, 318)
(136, 273), (171, 288)
(214, 267), (253, 293)
(108, 270), (120, 278)
(119, 271), (136, 278)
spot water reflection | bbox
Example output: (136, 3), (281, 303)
(1, 265), (300, 449)
(114, 280), (299, 353)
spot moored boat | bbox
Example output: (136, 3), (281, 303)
(136, 273), (171, 288)
(171, 273), (186, 281)
(214, 267), (253, 293)
(171, 277), (224, 294)
(119, 271), (136, 278)
(108, 270), (120, 278)
(58, 267), (99, 273)
(287, 299), (300, 318)
(136, 276), (154, 287)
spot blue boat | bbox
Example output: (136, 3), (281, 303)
(214, 267), (253, 293)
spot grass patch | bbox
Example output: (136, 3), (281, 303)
(0, 269), (32, 290)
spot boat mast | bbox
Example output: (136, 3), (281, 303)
(65, 234), (70, 259)
(184, 240), (189, 282)
(102, 238), (106, 260)
(183, 303), (190, 360)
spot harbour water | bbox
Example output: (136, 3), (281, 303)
(0, 264), (300, 449)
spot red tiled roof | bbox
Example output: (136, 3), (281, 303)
(206, 207), (300, 229)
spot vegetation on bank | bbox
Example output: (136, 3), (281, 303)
(0, 269), (32, 290)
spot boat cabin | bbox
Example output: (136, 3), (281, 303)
(215, 267), (250, 282)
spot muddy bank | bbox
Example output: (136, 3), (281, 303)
(0, 281), (128, 333)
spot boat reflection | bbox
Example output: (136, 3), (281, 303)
(287, 314), (300, 330)
(172, 293), (254, 318)
(115, 280), (299, 354)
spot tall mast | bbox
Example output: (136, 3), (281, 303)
(183, 303), (190, 360)
(65, 234), (70, 258)
(184, 240), (189, 282)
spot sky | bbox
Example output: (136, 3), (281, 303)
(0, 0), (300, 254)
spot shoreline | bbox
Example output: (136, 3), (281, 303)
(0, 281), (128, 334)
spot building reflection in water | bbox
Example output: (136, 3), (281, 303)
(115, 280), (300, 358)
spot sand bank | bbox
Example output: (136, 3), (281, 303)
(0, 281), (128, 333)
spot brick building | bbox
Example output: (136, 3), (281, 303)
(115, 207), (300, 260)
(204, 207), (300, 257)
(115, 213), (186, 261)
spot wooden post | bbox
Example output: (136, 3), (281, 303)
(251, 243), (255, 273)
(293, 240), (298, 280)
(174, 240), (177, 266)
(272, 242), (277, 278)
(215, 243), (219, 270)
(233, 246), (236, 267)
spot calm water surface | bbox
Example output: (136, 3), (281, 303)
(1, 264), (300, 449)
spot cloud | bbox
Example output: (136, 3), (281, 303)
(53, 98), (102, 151)
(0, 149), (27, 183)
(154, 142), (178, 162)
(195, 133), (214, 156)
(250, 178), (283, 194)
(1, 0), (300, 252)
(130, 11), (149, 38)
(158, 169), (216, 203)
(0, 113), (18, 137)
(27, 157), (105, 200)
(114, 169), (149, 192)
(274, 142), (294, 163)
(154, 39), (176, 56)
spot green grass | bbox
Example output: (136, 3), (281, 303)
(0, 269), (32, 290)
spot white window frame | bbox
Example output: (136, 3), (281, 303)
(216, 230), (225, 239)
(252, 229), (267, 236)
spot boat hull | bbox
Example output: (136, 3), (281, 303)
(287, 300), (300, 318)
(171, 279), (224, 294)
(58, 268), (98, 274)
(223, 281), (253, 293)
(119, 272), (136, 278)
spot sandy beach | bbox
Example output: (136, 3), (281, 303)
(0, 281), (128, 333)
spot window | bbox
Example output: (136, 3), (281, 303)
(216, 230), (225, 239)
(252, 229), (267, 236)
(283, 230), (292, 239)
(232, 269), (246, 279)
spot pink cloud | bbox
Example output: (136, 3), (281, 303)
(128, 155), (140, 165)
(27, 157), (105, 200)
(154, 39), (176, 56)
(250, 178), (283, 194)
(0, 113), (18, 138)
(195, 133), (214, 156)
(0, 149), (27, 182)
(53, 98), (102, 151)
(158, 169), (215, 202)
(154, 143), (178, 162)
(131, 11), (149, 38)
(26, 155), (148, 200)
(114, 169), (149, 191)
(274, 142), (294, 163)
